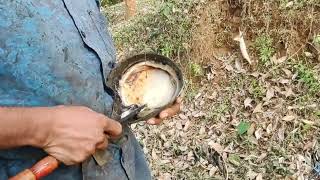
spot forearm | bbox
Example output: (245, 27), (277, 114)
(0, 107), (50, 149)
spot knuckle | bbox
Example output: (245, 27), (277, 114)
(85, 144), (96, 154)
(77, 154), (87, 163)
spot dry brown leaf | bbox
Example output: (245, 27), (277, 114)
(234, 31), (252, 64)
(278, 128), (285, 141)
(274, 56), (287, 64)
(176, 121), (183, 130)
(284, 87), (294, 97)
(279, 79), (290, 84)
(265, 88), (274, 101)
(303, 140), (316, 151)
(160, 134), (167, 141)
(257, 153), (267, 162)
(152, 149), (158, 160)
(192, 111), (206, 118)
(255, 128), (263, 140)
(282, 68), (292, 77)
(244, 97), (253, 108)
(250, 72), (260, 77)
(199, 126), (206, 135)
(246, 169), (258, 179)
(179, 114), (188, 120)
(266, 123), (273, 134)
(282, 115), (295, 121)
(286, 1), (294, 7)
(195, 92), (202, 99)
(208, 141), (224, 154)
(187, 151), (194, 161)
(208, 91), (218, 100)
(256, 173), (263, 180)
(302, 119), (316, 126)
(247, 123), (256, 136)
(209, 166), (218, 177)
(235, 59), (242, 71)
(253, 103), (263, 114)
(225, 64), (234, 71)
(183, 120), (191, 131)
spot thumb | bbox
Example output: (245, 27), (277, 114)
(103, 118), (122, 137)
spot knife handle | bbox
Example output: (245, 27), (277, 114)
(10, 156), (59, 180)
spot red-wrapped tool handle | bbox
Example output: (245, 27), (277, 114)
(9, 156), (59, 180)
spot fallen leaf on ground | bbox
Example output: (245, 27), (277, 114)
(237, 121), (251, 135)
(282, 68), (292, 77)
(246, 169), (258, 180)
(303, 140), (316, 151)
(228, 154), (241, 166)
(282, 115), (295, 121)
(266, 123), (273, 134)
(244, 97), (253, 108)
(179, 113), (188, 120)
(253, 103), (263, 114)
(284, 87), (294, 97)
(183, 120), (191, 131)
(255, 128), (263, 140)
(278, 127), (285, 141)
(247, 123), (256, 136)
(208, 141), (224, 154)
(199, 126), (206, 135)
(209, 166), (218, 177)
(265, 88), (275, 101)
(272, 55), (287, 64)
(257, 153), (267, 162)
(256, 173), (263, 180)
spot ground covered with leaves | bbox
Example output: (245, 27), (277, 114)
(104, 0), (320, 179)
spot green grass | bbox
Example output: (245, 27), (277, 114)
(255, 35), (275, 66)
(101, 0), (122, 6)
(294, 63), (320, 95)
(111, 0), (193, 59)
(313, 34), (320, 45)
(189, 62), (203, 77)
(279, 0), (320, 9)
(249, 79), (266, 99)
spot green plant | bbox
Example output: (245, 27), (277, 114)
(101, 0), (122, 6)
(250, 79), (266, 99)
(237, 121), (250, 135)
(111, 0), (193, 59)
(279, 0), (318, 9)
(294, 63), (320, 95)
(184, 78), (200, 102)
(313, 35), (320, 45)
(189, 63), (203, 77)
(255, 35), (275, 65)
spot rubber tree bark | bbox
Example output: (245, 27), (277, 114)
(125, 0), (136, 19)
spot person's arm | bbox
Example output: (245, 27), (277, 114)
(0, 106), (122, 165)
(0, 107), (48, 149)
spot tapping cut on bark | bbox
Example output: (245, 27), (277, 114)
(125, 0), (136, 19)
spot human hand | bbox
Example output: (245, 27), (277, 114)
(38, 106), (122, 165)
(146, 97), (182, 125)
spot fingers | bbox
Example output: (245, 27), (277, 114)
(159, 100), (181, 119)
(96, 138), (108, 149)
(146, 117), (162, 125)
(102, 118), (122, 137)
(146, 98), (183, 125)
